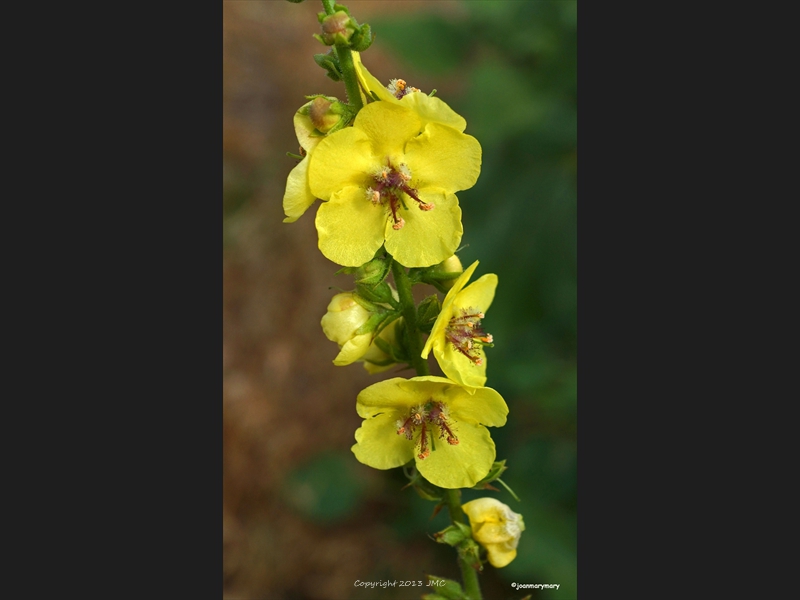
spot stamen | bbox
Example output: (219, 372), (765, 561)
(396, 401), (459, 458)
(445, 307), (493, 366)
(392, 217), (405, 230)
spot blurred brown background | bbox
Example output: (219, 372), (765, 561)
(224, 2), (577, 599)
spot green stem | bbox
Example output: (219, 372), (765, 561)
(321, 0), (363, 112)
(391, 259), (429, 376)
(443, 490), (483, 600)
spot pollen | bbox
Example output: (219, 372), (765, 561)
(392, 217), (405, 230)
(398, 163), (412, 182)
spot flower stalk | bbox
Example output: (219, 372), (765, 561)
(443, 489), (483, 600)
(390, 258), (429, 376)
(321, 0), (363, 112)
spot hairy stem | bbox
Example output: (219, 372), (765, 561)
(443, 489), (482, 600)
(391, 259), (429, 376)
(321, 0), (363, 112)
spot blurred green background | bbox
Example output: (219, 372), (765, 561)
(224, 2), (576, 599)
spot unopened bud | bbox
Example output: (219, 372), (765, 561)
(314, 11), (356, 46)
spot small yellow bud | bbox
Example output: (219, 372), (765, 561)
(461, 498), (525, 568)
(320, 293), (373, 365)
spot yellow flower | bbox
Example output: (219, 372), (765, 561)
(421, 260), (497, 388)
(462, 497), (525, 568)
(351, 376), (508, 488)
(308, 100), (481, 268)
(352, 51), (467, 132)
(282, 100), (323, 224)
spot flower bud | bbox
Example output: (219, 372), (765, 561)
(314, 11), (356, 46)
(415, 255), (464, 293)
(461, 498), (525, 568)
(321, 293), (375, 366)
(432, 522), (472, 547)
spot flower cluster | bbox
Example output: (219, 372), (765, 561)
(282, 29), (523, 573)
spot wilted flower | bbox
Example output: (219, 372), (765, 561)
(462, 497), (525, 568)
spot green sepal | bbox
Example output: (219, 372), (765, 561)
(350, 23), (375, 52)
(433, 522), (472, 547)
(372, 319), (409, 364)
(470, 460), (507, 489)
(356, 281), (395, 305)
(457, 538), (483, 572)
(402, 461), (444, 501)
(332, 3), (350, 15)
(353, 256), (392, 286)
(350, 294), (379, 313)
(425, 576), (467, 600)
(416, 295), (441, 334)
(354, 309), (395, 337)
(313, 52), (342, 82)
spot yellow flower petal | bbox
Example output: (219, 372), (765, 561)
(352, 412), (415, 469)
(446, 385), (508, 427)
(405, 123), (481, 193)
(308, 127), (375, 199)
(282, 156), (317, 223)
(434, 334), (487, 388)
(293, 105), (322, 153)
(315, 186), (387, 267)
(484, 545), (517, 568)
(352, 51), (398, 104)
(400, 92), (466, 132)
(384, 190), (463, 268)
(415, 420), (496, 489)
(455, 274), (498, 315)
(333, 333), (373, 366)
(356, 377), (419, 418)
(353, 101), (422, 161)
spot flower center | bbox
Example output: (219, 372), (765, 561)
(365, 162), (433, 230)
(395, 400), (458, 460)
(387, 78), (420, 100)
(445, 307), (493, 366)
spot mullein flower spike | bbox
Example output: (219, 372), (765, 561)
(351, 376), (508, 489)
(422, 260), (497, 388)
(462, 498), (525, 568)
